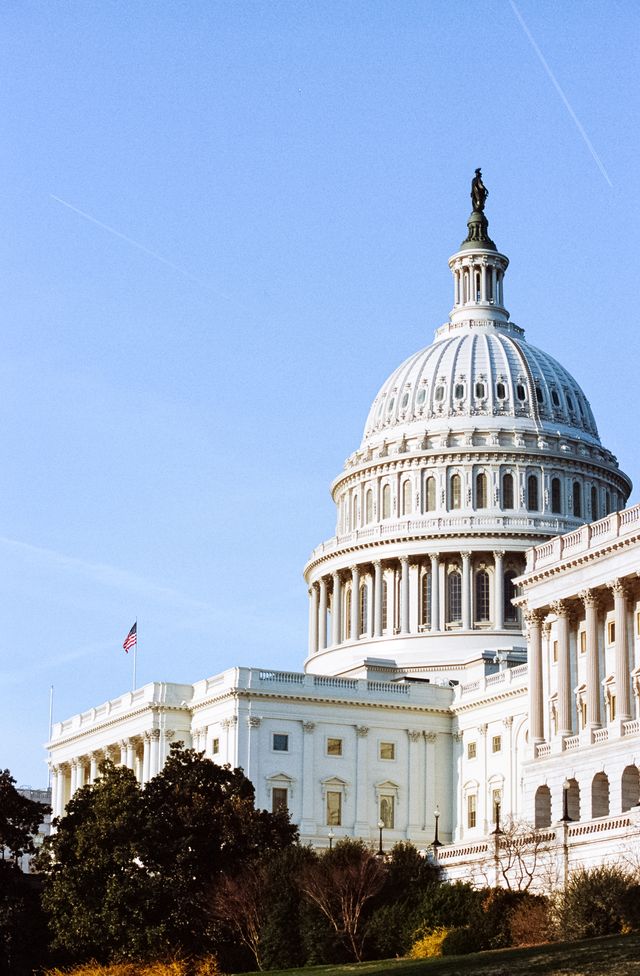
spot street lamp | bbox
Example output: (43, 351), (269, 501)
(432, 806), (443, 849)
(328, 828), (334, 850)
(561, 778), (572, 822)
(491, 800), (502, 835)
(377, 818), (385, 857)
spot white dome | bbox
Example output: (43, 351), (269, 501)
(363, 320), (600, 450)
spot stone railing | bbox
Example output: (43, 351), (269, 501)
(536, 742), (551, 758)
(563, 735), (580, 751)
(623, 720), (640, 736)
(593, 728), (609, 744)
(526, 503), (640, 573)
(457, 664), (528, 700)
(247, 668), (449, 705)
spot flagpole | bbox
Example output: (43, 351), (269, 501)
(48, 684), (54, 788)
(132, 618), (137, 691)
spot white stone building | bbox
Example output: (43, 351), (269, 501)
(47, 178), (640, 878)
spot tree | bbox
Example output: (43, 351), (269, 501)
(297, 838), (387, 962)
(487, 818), (556, 892)
(39, 761), (155, 962)
(0, 768), (50, 861)
(0, 770), (51, 974)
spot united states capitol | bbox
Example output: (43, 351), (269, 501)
(47, 173), (640, 881)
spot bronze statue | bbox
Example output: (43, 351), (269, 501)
(471, 168), (488, 212)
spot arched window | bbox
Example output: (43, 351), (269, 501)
(448, 571), (462, 624)
(365, 490), (373, 524)
(382, 484), (391, 519)
(566, 778), (580, 822)
(425, 476), (436, 512)
(591, 772), (610, 819)
(591, 485), (598, 521)
(504, 571), (518, 623)
(502, 472), (514, 510)
(475, 570), (490, 622)
(421, 573), (431, 628)
(402, 480), (412, 515)
(476, 472), (487, 509)
(344, 589), (352, 641)
(573, 481), (582, 518)
(450, 474), (462, 510)
(622, 766), (640, 812)
(352, 495), (359, 528)
(381, 580), (388, 632)
(534, 786), (551, 828)
(527, 473), (539, 511)
(359, 584), (368, 637)
(551, 477), (562, 514)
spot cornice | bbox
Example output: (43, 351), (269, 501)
(192, 687), (453, 716)
(452, 681), (528, 715)
(48, 703), (190, 752)
(519, 530), (640, 588)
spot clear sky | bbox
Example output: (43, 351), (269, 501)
(2, 1), (639, 786)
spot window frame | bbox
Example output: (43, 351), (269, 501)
(272, 732), (289, 753)
(379, 741), (396, 761)
(326, 737), (343, 757)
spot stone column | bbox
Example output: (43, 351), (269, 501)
(354, 726), (370, 833)
(56, 766), (66, 817)
(126, 739), (135, 769)
(300, 722), (316, 833)
(581, 589), (601, 729)
(409, 561), (420, 633)
(525, 608), (545, 745)
(400, 556), (410, 634)
(89, 752), (99, 782)
(424, 732), (438, 832)
(611, 579), (632, 721)
(318, 577), (328, 650)
(430, 553), (440, 633)
(350, 565), (360, 640)
(308, 584), (319, 656)
(366, 574), (374, 637)
(119, 740), (128, 765)
(149, 729), (161, 778)
(491, 266), (497, 302)
(142, 732), (151, 784)
(461, 552), (472, 629)
(553, 601), (573, 736)
(494, 550), (505, 629)
(373, 561), (383, 637)
(407, 730), (423, 833)
(331, 571), (342, 646)
(75, 760), (86, 791)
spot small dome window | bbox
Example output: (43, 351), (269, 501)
(454, 383), (465, 399)
(387, 397), (395, 414)
(516, 384), (527, 402)
(401, 392), (409, 408)
(566, 394), (574, 412)
(475, 381), (486, 399)
(551, 389), (560, 407)
(435, 385), (445, 403)
(417, 388), (426, 405)
(535, 385), (544, 404)
(496, 382), (506, 400)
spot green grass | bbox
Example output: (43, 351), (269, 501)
(234, 933), (640, 976)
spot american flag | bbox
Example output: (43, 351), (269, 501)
(123, 622), (137, 653)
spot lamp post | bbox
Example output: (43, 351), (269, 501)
(491, 800), (502, 835)
(561, 778), (572, 822)
(376, 818), (385, 857)
(432, 806), (443, 850)
(328, 828), (334, 850)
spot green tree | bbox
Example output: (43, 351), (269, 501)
(0, 770), (51, 974)
(39, 761), (155, 963)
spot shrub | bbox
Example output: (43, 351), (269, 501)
(440, 925), (484, 956)
(508, 892), (551, 946)
(413, 880), (484, 933)
(366, 901), (420, 959)
(409, 926), (449, 958)
(554, 865), (638, 940)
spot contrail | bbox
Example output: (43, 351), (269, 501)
(509, 0), (613, 188)
(50, 193), (245, 305)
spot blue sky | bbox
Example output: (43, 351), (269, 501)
(2, 1), (639, 786)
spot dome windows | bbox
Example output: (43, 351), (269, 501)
(425, 476), (436, 512)
(382, 484), (391, 519)
(450, 473), (462, 510)
(535, 385), (544, 404)
(573, 481), (582, 518)
(365, 490), (373, 524)
(475, 570), (490, 622)
(502, 472), (514, 510)
(551, 477), (562, 514)
(496, 382), (507, 400)
(416, 387), (426, 406)
(475, 381), (486, 399)
(435, 385), (446, 403)
(551, 389), (560, 408)
(401, 392), (409, 409)
(527, 473), (540, 511)
(455, 383), (465, 400)
(448, 571), (462, 625)
(591, 485), (598, 520)
(516, 383), (527, 402)
(402, 480), (412, 516)
(387, 397), (395, 415)
(476, 472), (488, 509)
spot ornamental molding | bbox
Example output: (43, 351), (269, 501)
(356, 725), (369, 737)
(407, 729), (422, 742)
(302, 721), (316, 734)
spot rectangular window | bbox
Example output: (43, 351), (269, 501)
(610, 694), (617, 722)
(580, 630), (586, 654)
(492, 735), (502, 753)
(326, 790), (342, 826)
(212, 737), (220, 755)
(467, 741), (477, 760)
(379, 741), (395, 760)
(553, 640), (558, 663)
(608, 621), (616, 644)
(273, 733), (289, 752)
(327, 737), (343, 757)
(467, 793), (477, 829)
(272, 787), (288, 813)
(581, 701), (587, 728)
(379, 795), (395, 829)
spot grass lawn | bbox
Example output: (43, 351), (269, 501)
(235, 932), (640, 976)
